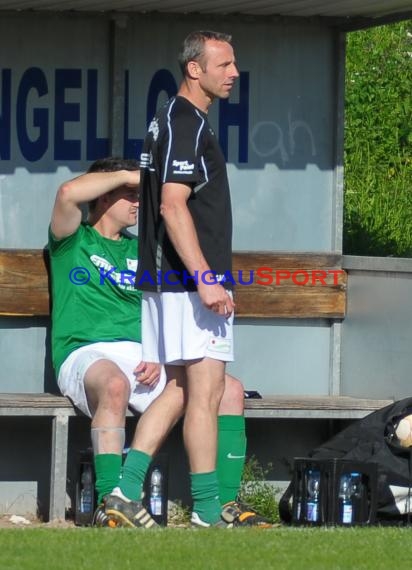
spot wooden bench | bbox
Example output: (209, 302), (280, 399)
(0, 249), (347, 318)
(1, 247), (392, 520)
(0, 392), (393, 521)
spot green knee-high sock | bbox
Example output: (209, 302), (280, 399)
(191, 471), (221, 524)
(216, 415), (247, 505)
(94, 453), (122, 504)
(118, 449), (152, 501)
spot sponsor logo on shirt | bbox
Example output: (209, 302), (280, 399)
(127, 258), (138, 272)
(140, 152), (152, 169)
(148, 118), (159, 141)
(172, 160), (194, 175)
(90, 254), (137, 291)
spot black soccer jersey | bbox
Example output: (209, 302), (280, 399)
(137, 96), (233, 293)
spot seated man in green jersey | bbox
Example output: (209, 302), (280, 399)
(49, 157), (269, 528)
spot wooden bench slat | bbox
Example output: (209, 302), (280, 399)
(243, 396), (393, 411)
(243, 396), (393, 419)
(232, 252), (344, 269)
(0, 249), (347, 319)
(0, 393), (393, 420)
(235, 287), (346, 318)
(0, 393), (74, 408)
(0, 249), (50, 316)
(0, 289), (50, 316)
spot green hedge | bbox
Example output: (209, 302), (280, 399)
(344, 21), (412, 256)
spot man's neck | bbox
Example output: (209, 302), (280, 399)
(178, 81), (213, 114)
(89, 216), (122, 241)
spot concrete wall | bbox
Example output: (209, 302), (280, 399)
(0, 11), (343, 396)
(0, 11), (345, 517)
(341, 256), (412, 401)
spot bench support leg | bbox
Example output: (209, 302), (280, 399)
(49, 414), (69, 521)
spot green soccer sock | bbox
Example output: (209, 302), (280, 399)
(94, 453), (122, 504)
(216, 415), (247, 505)
(118, 449), (152, 501)
(191, 471), (221, 524)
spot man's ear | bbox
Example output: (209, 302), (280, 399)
(101, 192), (113, 208)
(187, 60), (202, 79)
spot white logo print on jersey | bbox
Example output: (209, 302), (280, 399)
(90, 255), (137, 291)
(172, 160), (194, 175)
(148, 117), (159, 141)
(127, 258), (138, 272)
(140, 152), (152, 169)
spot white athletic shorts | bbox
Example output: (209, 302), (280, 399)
(142, 291), (234, 365)
(57, 341), (166, 417)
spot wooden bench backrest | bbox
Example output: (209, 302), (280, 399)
(0, 249), (346, 319)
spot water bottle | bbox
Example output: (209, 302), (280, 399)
(306, 469), (321, 522)
(350, 471), (363, 522)
(80, 463), (93, 514)
(150, 468), (163, 516)
(339, 473), (353, 524)
(296, 477), (303, 522)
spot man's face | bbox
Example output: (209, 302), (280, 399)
(197, 39), (239, 100)
(106, 185), (139, 228)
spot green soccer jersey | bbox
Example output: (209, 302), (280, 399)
(48, 223), (141, 375)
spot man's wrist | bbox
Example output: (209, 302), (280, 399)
(199, 270), (218, 286)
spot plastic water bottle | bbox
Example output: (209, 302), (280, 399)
(150, 468), (163, 516)
(80, 463), (93, 514)
(306, 469), (321, 522)
(295, 475), (303, 522)
(349, 471), (363, 522)
(339, 473), (353, 524)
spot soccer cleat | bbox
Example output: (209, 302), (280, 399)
(104, 494), (159, 529)
(92, 503), (117, 528)
(190, 511), (234, 528)
(221, 500), (273, 528)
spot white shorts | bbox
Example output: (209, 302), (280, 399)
(57, 341), (166, 417)
(142, 291), (234, 365)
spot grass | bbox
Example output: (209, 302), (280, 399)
(2, 526), (412, 570)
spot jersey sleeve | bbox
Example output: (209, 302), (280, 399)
(48, 224), (83, 257)
(160, 106), (206, 187)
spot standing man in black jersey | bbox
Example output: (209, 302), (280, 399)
(136, 31), (241, 527)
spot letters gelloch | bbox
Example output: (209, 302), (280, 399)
(0, 68), (249, 163)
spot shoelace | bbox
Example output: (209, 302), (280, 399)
(93, 507), (110, 526)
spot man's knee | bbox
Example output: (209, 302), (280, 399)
(161, 379), (186, 417)
(91, 374), (130, 413)
(106, 374), (130, 397)
(219, 374), (244, 415)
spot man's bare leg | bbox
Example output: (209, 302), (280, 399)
(84, 360), (130, 502)
(219, 373), (244, 416)
(183, 357), (225, 525)
(129, 375), (186, 455)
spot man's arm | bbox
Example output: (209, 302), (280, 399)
(160, 182), (234, 317)
(50, 170), (140, 239)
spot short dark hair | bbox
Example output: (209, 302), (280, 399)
(178, 30), (232, 75)
(87, 157), (140, 212)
